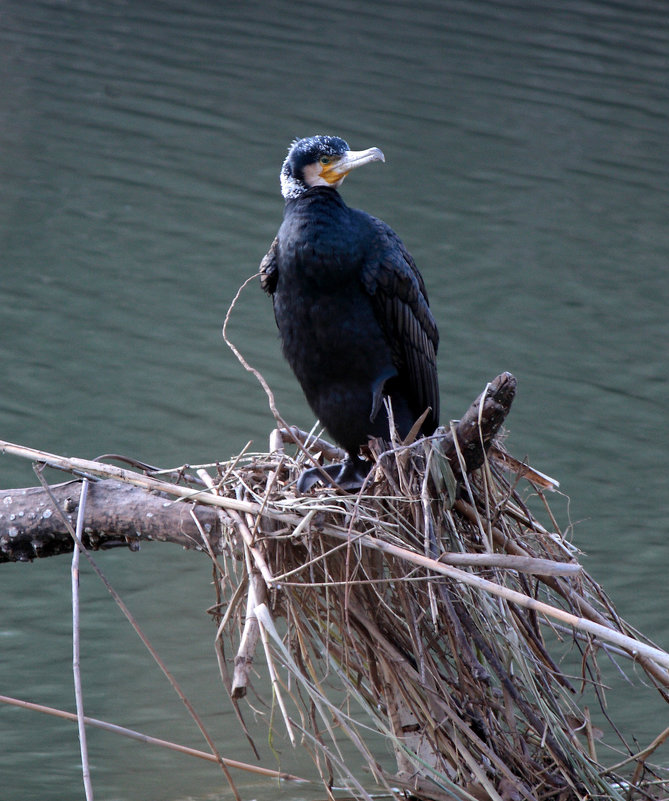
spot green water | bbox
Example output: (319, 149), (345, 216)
(1, 1), (668, 798)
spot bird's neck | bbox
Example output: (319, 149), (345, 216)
(282, 188), (350, 238)
(284, 185), (344, 207)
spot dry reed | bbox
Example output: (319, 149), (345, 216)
(198, 427), (669, 801)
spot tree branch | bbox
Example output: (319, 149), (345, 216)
(0, 479), (223, 563)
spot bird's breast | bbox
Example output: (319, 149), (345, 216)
(278, 196), (369, 287)
(273, 193), (394, 389)
(273, 272), (391, 381)
(285, 237), (361, 289)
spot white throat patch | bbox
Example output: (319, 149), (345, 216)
(280, 167), (305, 200)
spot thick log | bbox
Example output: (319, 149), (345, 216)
(0, 480), (223, 563)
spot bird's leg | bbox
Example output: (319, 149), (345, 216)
(296, 455), (371, 493)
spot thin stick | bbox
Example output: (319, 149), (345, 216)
(72, 478), (94, 801)
(222, 272), (284, 428)
(227, 508), (275, 587)
(0, 693), (308, 782)
(605, 725), (669, 773)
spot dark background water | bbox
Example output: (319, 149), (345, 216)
(1, 1), (668, 799)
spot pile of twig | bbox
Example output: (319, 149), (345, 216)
(202, 422), (669, 801)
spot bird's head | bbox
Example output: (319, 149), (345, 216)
(280, 135), (385, 200)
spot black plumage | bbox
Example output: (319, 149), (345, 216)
(261, 135), (439, 490)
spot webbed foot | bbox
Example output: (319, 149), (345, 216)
(296, 463), (344, 493)
(296, 457), (371, 493)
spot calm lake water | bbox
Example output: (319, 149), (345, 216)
(1, 1), (668, 799)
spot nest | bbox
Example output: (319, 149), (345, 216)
(3, 373), (667, 799)
(201, 416), (669, 801)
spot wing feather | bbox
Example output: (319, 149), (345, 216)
(361, 218), (440, 432)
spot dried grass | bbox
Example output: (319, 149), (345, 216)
(199, 428), (669, 801)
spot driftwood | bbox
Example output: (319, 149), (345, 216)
(0, 372), (516, 563)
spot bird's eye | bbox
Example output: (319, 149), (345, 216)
(319, 156), (331, 165)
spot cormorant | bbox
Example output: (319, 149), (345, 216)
(260, 135), (439, 490)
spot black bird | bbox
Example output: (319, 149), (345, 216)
(260, 135), (439, 490)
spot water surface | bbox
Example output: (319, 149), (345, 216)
(1, 1), (668, 798)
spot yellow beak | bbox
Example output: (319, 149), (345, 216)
(321, 147), (385, 184)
